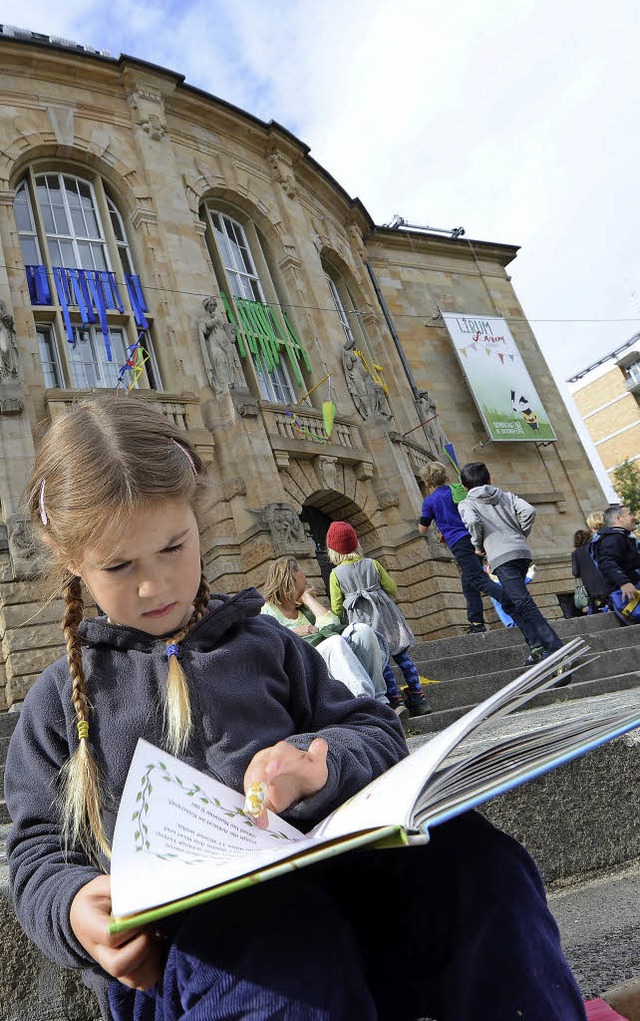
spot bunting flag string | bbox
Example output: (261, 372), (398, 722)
(458, 339), (515, 362)
(283, 408), (329, 444)
(115, 334), (149, 392)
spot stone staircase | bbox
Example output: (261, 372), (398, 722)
(405, 612), (640, 731)
(0, 613), (638, 1019)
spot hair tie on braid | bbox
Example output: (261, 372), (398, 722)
(165, 642), (180, 659)
(77, 720), (89, 741)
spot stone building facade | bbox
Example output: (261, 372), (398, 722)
(0, 29), (605, 708)
(568, 333), (640, 488)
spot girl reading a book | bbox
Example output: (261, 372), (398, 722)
(5, 395), (587, 1021)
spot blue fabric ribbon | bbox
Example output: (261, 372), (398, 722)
(125, 274), (149, 329)
(85, 271), (112, 361)
(26, 265), (52, 305)
(101, 271), (124, 313)
(68, 268), (91, 327)
(53, 267), (74, 344)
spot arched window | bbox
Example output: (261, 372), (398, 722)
(324, 262), (388, 397)
(14, 170), (159, 391)
(203, 206), (310, 405)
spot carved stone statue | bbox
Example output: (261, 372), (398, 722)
(0, 301), (18, 380)
(342, 337), (390, 421)
(6, 515), (39, 580)
(198, 296), (239, 398)
(416, 389), (448, 456)
(261, 502), (310, 555)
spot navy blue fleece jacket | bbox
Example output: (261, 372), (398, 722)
(5, 588), (406, 1014)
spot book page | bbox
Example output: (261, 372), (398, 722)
(310, 639), (590, 840)
(111, 740), (320, 918)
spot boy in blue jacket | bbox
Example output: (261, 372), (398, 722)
(418, 461), (504, 633)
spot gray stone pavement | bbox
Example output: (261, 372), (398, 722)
(549, 860), (640, 1001)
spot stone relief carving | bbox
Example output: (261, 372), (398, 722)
(127, 87), (166, 141)
(140, 112), (165, 141)
(342, 337), (390, 422)
(416, 390), (448, 456)
(197, 296), (241, 398)
(261, 502), (310, 555)
(314, 455), (338, 491)
(269, 151), (297, 199)
(4, 516), (39, 580)
(0, 301), (18, 380)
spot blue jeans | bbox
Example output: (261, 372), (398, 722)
(109, 812), (586, 1021)
(495, 559), (563, 654)
(450, 535), (505, 624)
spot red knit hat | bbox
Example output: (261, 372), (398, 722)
(326, 521), (358, 554)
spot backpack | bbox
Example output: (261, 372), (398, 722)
(588, 532), (601, 570)
(449, 482), (467, 505)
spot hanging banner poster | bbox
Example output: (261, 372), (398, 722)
(441, 312), (556, 442)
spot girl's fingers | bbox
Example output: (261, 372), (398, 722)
(101, 930), (164, 990)
(243, 738), (329, 817)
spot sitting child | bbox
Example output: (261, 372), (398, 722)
(261, 556), (400, 718)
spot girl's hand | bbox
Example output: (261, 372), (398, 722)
(244, 737), (329, 828)
(291, 623), (319, 636)
(70, 875), (163, 990)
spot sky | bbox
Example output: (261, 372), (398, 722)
(2, 0), (638, 495)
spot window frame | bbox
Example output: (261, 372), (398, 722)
(15, 166), (160, 392)
(203, 204), (300, 405)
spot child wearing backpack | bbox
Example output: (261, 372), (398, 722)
(325, 521), (428, 717)
(5, 395), (586, 1021)
(418, 461), (504, 633)
(459, 461), (563, 664)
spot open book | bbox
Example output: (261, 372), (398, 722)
(109, 638), (640, 934)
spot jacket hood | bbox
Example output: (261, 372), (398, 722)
(466, 485), (501, 504)
(78, 588), (265, 654)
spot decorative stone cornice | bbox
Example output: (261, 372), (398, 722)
(131, 206), (158, 230)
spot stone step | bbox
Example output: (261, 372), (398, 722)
(411, 611), (621, 661)
(412, 632), (639, 685)
(409, 673), (640, 734)
(414, 645), (639, 705)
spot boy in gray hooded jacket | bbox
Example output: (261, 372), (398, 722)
(459, 462), (563, 663)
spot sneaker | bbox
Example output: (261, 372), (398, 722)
(524, 646), (547, 666)
(406, 691), (431, 717)
(464, 622), (487, 634)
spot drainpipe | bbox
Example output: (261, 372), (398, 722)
(365, 260), (420, 399)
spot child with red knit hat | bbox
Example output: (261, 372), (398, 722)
(325, 521), (428, 717)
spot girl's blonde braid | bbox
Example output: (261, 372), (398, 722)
(60, 576), (110, 863)
(163, 569), (211, 756)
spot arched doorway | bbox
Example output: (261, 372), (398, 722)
(299, 493), (379, 598)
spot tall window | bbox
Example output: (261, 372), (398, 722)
(203, 206), (310, 404)
(14, 170), (158, 390)
(324, 264), (388, 397)
(325, 274), (355, 345)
